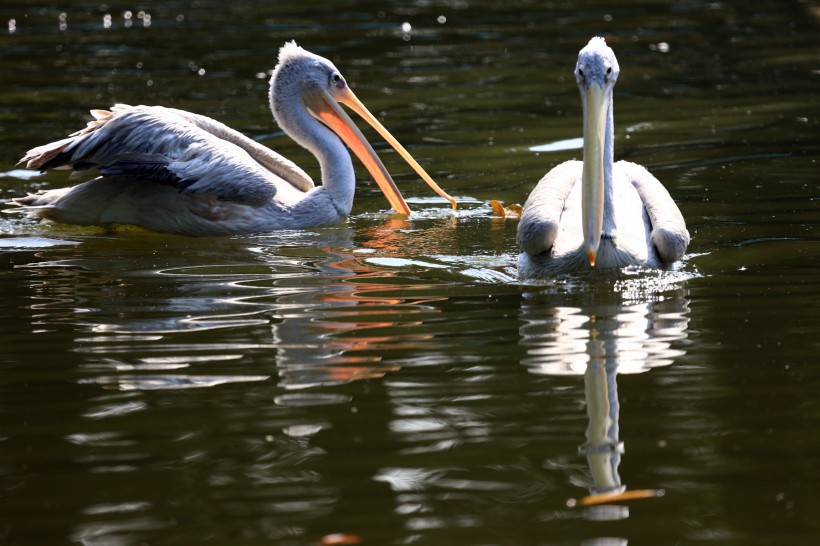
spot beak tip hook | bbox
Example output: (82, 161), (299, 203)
(587, 248), (597, 267)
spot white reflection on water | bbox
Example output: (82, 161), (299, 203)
(71, 515), (172, 546)
(520, 284), (689, 523)
(0, 237), (81, 248)
(372, 278), (690, 533)
(82, 501), (153, 515)
(80, 374), (269, 391)
(528, 137), (584, 153)
(520, 300), (688, 376)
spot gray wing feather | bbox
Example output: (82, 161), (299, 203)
(618, 160), (690, 264)
(98, 153), (182, 185)
(516, 160), (581, 256)
(171, 109), (314, 192)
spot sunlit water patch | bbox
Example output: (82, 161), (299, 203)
(0, 169), (42, 180)
(365, 256), (451, 269)
(528, 137), (584, 153)
(0, 236), (81, 249)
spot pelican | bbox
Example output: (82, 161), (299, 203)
(9, 41), (455, 236)
(517, 37), (689, 278)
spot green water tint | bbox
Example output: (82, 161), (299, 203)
(1, 0), (818, 544)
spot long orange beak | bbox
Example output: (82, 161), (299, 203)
(337, 87), (457, 211)
(336, 87), (458, 210)
(304, 88), (411, 215)
(581, 82), (607, 267)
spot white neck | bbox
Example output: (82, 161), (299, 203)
(602, 92), (617, 237)
(270, 91), (356, 217)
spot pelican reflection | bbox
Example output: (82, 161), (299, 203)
(520, 292), (689, 519)
(268, 224), (448, 391)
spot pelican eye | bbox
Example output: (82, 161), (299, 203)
(330, 72), (344, 87)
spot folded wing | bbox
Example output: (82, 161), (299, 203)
(20, 104), (315, 207)
(516, 160), (581, 256)
(619, 160), (690, 264)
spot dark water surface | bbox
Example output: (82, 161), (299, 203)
(1, 1), (819, 544)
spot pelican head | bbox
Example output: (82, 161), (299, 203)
(575, 37), (620, 266)
(270, 41), (455, 214)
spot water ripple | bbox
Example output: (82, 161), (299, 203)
(79, 374), (269, 391)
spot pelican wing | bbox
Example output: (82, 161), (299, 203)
(20, 105), (312, 206)
(619, 161), (690, 264)
(516, 160), (581, 256)
(170, 108), (314, 192)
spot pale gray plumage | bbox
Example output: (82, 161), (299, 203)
(517, 37), (689, 278)
(9, 42), (451, 236)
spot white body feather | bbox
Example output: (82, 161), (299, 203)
(517, 160), (689, 277)
(517, 38), (689, 278)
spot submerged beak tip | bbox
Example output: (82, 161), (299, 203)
(587, 248), (597, 267)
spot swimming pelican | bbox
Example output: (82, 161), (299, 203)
(517, 37), (689, 278)
(10, 41), (455, 236)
